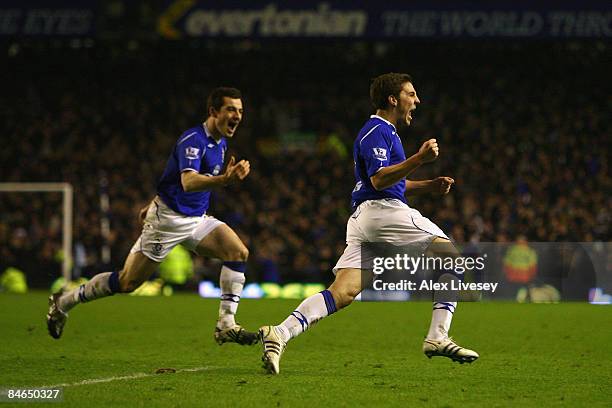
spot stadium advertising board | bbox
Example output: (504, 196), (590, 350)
(158, 0), (612, 39)
(0, 2), (94, 36)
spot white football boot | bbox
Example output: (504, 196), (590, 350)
(47, 292), (68, 339)
(214, 324), (259, 346)
(423, 337), (479, 364)
(259, 326), (286, 374)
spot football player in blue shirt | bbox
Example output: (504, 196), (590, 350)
(47, 87), (258, 346)
(258, 73), (479, 374)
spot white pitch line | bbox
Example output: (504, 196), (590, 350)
(40, 366), (213, 388)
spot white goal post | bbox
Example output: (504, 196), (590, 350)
(0, 182), (73, 282)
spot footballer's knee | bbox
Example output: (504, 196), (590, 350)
(224, 244), (249, 262)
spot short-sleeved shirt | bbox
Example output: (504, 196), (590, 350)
(351, 115), (407, 211)
(157, 124), (227, 216)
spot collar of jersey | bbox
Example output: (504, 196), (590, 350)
(202, 123), (223, 145)
(370, 115), (397, 132)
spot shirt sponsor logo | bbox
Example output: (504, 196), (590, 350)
(372, 147), (387, 161)
(185, 147), (200, 160)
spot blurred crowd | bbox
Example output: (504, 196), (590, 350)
(0, 40), (609, 287)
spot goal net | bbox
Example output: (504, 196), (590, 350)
(0, 183), (73, 288)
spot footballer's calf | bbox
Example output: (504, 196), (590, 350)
(327, 268), (364, 309)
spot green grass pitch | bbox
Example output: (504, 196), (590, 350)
(1, 292), (610, 407)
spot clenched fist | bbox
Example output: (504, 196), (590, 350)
(432, 176), (454, 194)
(224, 156), (251, 185)
(418, 139), (439, 163)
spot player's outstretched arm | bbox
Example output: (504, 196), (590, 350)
(370, 139), (439, 191)
(181, 156), (250, 192)
(405, 177), (454, 196)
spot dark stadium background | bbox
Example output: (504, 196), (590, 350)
(1, 4), (611, 406)
(0, 1), (609, 296)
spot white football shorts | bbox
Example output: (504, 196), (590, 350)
(333, 198), (449, 273)
(130, 197), (225, 262)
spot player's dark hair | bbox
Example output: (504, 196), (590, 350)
(370, 73), (413, 110)
(207, 87), (242, 115)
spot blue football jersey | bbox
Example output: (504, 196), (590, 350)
(351, 115), (407, 211)
(157, 124), (227, 216)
